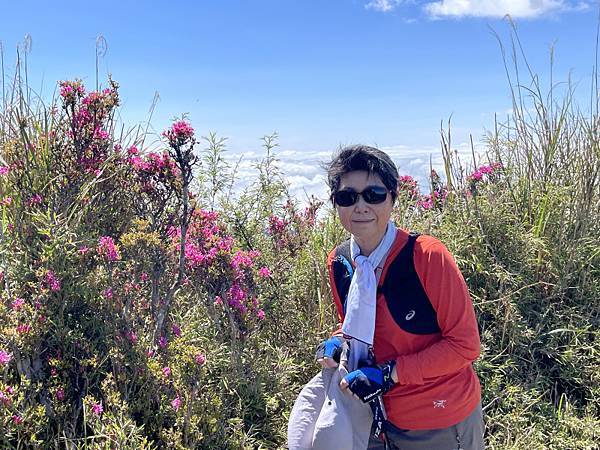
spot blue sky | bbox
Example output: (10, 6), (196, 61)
(1, 0), (598, 198)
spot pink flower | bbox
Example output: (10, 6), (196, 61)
(158, 336), (168, 348)
(0, 350), (12, 365)
(172, 324), (181, 337)
(227, 286), (249, 313)
(27, 194), (42, 206)
(91, 402), (103, 416)
(125, 330), (138, 345)
(2, 197), (12, 206)
(56, 388), (65, 401)
(162, 120), (195, 147)
(184, 242), (211, 268)
(162, 366), (171, 377)
(398, 175), (419, 198)
(139, 272), (149, 282)
(103, 288), (113, 299)
(417, 195), (434, 210)
(45, 270), (61, 292)
(194, 353), (206, 365)
(217, 236), (234, 251)
(479, 165), (493, 175)
(59, 80), (85, 99)
(78, 246), (89, 255)
(227, 284), (247, 312)
(171, 396), (181, 411)
(0, 166), (9, 176)
(470, 170), (483, 181)
(147, 151), (171, 170)
(97, 236), (121, 262)
(214, 296), (223, 306)
(129, 155), (147, 171)
(258, 267), (271, 278)
(17, 323), (31, 334)
(12, 415), (23, 425)
(93, 127), (109, 140)
(268, 215), (287, 235)
(257, 309), (266, 321)
(60, 83), (73, 98)
(11, 297), (25, 311)
(74, 108), (92, 127)
(0, 391), (11, 406)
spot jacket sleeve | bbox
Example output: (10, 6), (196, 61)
(394, 237), (480, 385)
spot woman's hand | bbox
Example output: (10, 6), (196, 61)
(315, 336), (343, 368)
(339, 360), (397, 403)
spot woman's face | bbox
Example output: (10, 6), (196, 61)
(335, 170), (394, 254)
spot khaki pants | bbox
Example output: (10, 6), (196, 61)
(367, 403), (484, 450)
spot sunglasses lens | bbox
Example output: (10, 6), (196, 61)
(362, 186), (388, 204)
(334, 186), (388, 206)
(334, 190), (357, 207)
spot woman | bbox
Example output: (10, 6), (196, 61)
(316, 145), (484, 449)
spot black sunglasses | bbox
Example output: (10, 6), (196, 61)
(333, 185), (389, 207)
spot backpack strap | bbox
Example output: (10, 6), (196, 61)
(331, 239), (353, 315)
(382, 231), (441, 335)
(330, 232), (423, 319)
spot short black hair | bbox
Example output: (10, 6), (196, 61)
(326, 145), (399, 204)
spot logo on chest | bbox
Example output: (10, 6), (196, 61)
(405, 310), (416, 321)
(433, 400), (447, 408)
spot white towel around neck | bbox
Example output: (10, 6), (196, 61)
(342, 221), (397, 369)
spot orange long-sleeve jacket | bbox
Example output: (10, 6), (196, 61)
(327, 229), (481, 430)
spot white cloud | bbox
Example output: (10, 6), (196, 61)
(364, 0), (590, 18)
(222, 142), (487, 204)
(423, 0), (571, 19)
(366, 0), (404, 12)
(574, 1), (592, 11)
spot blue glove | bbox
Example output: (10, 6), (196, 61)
(315, 336), (343, 364)
(342, 360), (396, 403)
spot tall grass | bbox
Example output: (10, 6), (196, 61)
(432, 22), (599, 449)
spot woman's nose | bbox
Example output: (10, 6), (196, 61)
(353, 194), (370, 210)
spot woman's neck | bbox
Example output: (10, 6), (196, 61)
(353, 232), (385, 257)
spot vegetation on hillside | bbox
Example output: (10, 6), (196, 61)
(0, 31), (598, 449)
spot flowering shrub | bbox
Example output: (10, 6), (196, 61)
(395, 165), (505, 218)
(266, 198), (323, 254)
(58, 79), (119, 175)
(467, 162), (503, 195)
(0, 79), (286, 448)
(398, 175), (419, 200)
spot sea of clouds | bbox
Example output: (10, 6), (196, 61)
(221, 141), (488, 204)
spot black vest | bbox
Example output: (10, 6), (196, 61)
(331, 233), (441, 335)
